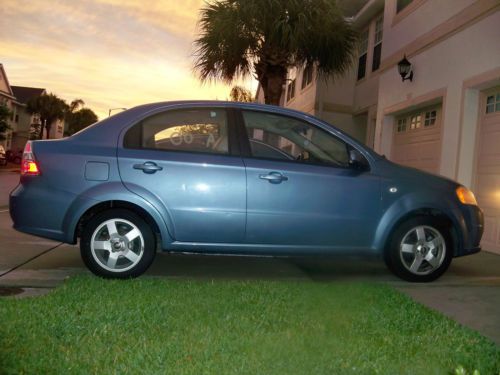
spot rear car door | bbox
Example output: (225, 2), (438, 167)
(117, 106), (246, 243)
(239, 109), (381, 251)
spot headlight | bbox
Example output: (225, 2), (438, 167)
(456, 186), (477, 206)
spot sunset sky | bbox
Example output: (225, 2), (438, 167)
(0, 0), (257, 119)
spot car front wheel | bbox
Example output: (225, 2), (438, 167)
(385, 216), (453, 282)
(80, 209), (156, 278)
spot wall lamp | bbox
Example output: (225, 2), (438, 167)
(397, 55), (413, 82)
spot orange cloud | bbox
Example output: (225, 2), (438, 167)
(0, 0), (257, 119)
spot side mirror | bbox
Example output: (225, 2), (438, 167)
(349, 149), (369, 171)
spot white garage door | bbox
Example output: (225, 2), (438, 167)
(392, 106), (442, 174)
(475, 88), (500, 254)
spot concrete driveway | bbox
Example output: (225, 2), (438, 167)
(1, 170), (499, 345)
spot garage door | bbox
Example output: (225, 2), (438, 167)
(391, 106), (442, 174)
(475, 88), (500, 254)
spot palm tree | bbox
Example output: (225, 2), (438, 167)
(193, 0), (357, 105)
(229, 85), (254, 102)
(68, 99), (85, 113)
(0, 104), (12, 142)
(65, 107), (98, 136)
(26, 93), (68, 139)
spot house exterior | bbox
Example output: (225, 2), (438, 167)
(10, 85), (65, 143)
(0, 64), (66, 154)
(0, 64), (18, 151)
(10, 86), (46, 151)
(256, 0), (500, 254)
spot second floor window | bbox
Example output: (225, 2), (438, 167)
(372, 17), (383, 72)
(286, 79), (296, 102)
(301, 64), (314, 89)
(357, 29), (369, 80)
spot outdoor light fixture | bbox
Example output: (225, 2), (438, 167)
(397, 55), (413, 82)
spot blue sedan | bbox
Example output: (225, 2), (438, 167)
(9, 101), (483, 281)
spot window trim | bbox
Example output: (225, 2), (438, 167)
(234, 108), (368, 171)
(485, 91), (500, 114)
(372, 16), (383, 72)
(395, 106), (440, 135)
(122, 107), (241, 157)
(286, 78), (296, 102)
(357, 28), (369, 81)
(301, 64), (314, 90)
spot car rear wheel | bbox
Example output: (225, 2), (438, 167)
(80, 209), (156, 278)
(385, 216), (453, 282)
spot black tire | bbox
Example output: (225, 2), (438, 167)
(384, 216), (453, 282)
(80, 209), (156, 278)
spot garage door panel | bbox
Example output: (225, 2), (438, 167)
(482, 216), (497, 245)
(478, 130), (500, 155)
(392, 106), (442, 175)
(475, 175), (500, 210)
(393, 143), (439, 162)
(476, 88), (500, 254)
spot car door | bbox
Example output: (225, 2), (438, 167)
(117, 107), (246, 243)
(239, 109), (381, 251)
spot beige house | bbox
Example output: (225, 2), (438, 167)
(10, 85), (65, 143)
(0, 64), (65, 153)
(257, 0), (500, 254)
(0, 64), (18, 151)
(10, 86), (46, 151)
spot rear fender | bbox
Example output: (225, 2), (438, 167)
(62, 182), (174, 247)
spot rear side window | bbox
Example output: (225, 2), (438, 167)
(124, 109), (229, 155)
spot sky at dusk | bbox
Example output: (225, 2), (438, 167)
(0, 0), (257, 119)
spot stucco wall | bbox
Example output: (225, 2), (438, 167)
(375, 8), (500, 184)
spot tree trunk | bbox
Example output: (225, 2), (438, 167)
(259, 66), (286, 106)
(39, 118), (45, 140)
(45, 122), (51, 139)
(256, 61), (287, 106)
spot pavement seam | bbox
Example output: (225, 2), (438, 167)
(0, 243), (64, 279)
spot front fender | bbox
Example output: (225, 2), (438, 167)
(62, 181), (174, 247)
(373, 192), (466, 255)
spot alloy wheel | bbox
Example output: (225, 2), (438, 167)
(90, 218), (144, 272)
(399, 225), (446, 275)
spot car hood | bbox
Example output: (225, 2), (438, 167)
(376, 158), (460, 192)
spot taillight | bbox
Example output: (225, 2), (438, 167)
(21, 141), (40, 176)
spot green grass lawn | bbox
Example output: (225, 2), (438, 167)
(0, 277), (499, 374)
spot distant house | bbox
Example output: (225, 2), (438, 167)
(11, 85), (65, 143)
(10, 86), (46, 150)
(0, 64), (17, 151)
(0, 64), (66, 152)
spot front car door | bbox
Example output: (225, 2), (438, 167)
(117, 106), (246, 243)
(238, 109), (381, 253)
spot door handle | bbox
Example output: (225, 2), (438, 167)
(133, 162), (163, 174)
(259, 171), (288, 184)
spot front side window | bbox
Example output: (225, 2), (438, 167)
(124, 108), (229, 154)
(242, 111), (350, 167)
